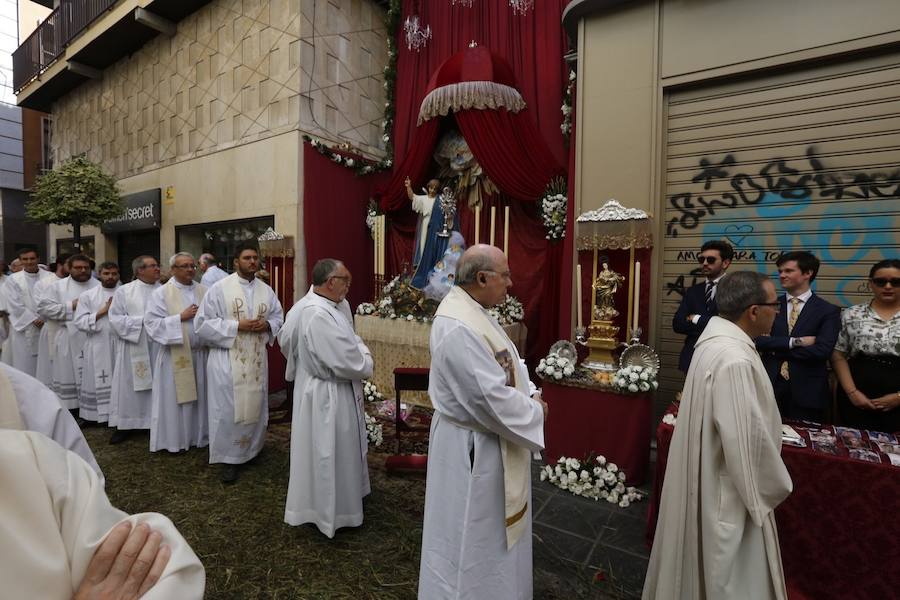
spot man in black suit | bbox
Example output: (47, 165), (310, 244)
(755, 251), (840, 422)
(673, 240), (734, 373)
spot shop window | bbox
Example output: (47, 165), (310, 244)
(175, 216), (275, 274)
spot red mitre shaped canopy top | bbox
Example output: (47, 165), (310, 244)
(417, 44), (527, 125)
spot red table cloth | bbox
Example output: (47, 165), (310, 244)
(542, 381), (652, 486)
(647, 404), (900, 599)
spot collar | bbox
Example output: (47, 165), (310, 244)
(696, 315), (756, 349)
(237, 275), (254, 286)
(172, 279), (195, 290)
(707, 275), (725, 285)
(787, 289), (813, 303)
(312, 291), (340, 308)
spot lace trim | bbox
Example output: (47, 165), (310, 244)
(418, 81), (526, 124)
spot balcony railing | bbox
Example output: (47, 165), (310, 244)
(12, 0), (118, 93)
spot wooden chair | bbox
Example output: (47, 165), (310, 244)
(386, 367), (430, 472)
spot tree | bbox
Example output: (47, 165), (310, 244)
(27, 155), (122, 252)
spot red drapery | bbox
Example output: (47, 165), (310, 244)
(302, 144), (389, 309)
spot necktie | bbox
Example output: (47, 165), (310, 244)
(780, 297), (802, 380)
(705, 281), (715, 312)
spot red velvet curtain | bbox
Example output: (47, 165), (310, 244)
(302, 144), (389, 309)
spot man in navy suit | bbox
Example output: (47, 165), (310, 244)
(755, 251), (840, 422)
(673, 240), (733, 373)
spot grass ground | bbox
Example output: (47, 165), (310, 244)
(83, 416), (614, 599)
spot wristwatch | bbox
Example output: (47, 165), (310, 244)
(792, 337), (803, 347)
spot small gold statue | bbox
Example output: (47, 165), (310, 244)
(592, 263), (624, 321)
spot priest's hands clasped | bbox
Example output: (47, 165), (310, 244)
(238, 317), (269, 332)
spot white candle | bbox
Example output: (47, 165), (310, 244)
(503, 206), (510, 255)
(373, 218), (379, 275)
(489, 206), (496, 246)
(474, 207), (480, 245)
(379, 216), (385, 276)
(632, 261), (641, 332)
(576, 263), (583, 328)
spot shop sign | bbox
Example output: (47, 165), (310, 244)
(101, 189), (161, 234)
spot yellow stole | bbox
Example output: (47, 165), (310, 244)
(435, 286), (533, 549)
(163, 280), (206, 404)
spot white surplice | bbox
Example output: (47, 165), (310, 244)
(34, 274), (64, 386)
(200, 264), (228, 288)
(37, 276), (99, 410)
(0, 429), (204, 599)
(643, 317), (793, 600)
(195, 275), (283, 464)
(281, 292), (373, 537)
(108, 280), (160, 430)
(145, 280), (209, 453)
(3, 269), (56, 376)
(418, 310), (545, 600)
(1, 362), (103, 480)
(74, 285), (119, 422)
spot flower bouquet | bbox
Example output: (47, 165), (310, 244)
(489, 295), (525, 325)
(536, 353), (576, 381)
(612, 364), (658, 394)
(540, 177), (567, 241)
(362, 380), (383, 404)
(356, 302), (376, 316)
(540, 455), (643, 507)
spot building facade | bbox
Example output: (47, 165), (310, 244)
(15, 0), (388, 290)
(565, 0), (900, 410)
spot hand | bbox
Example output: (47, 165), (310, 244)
(872, 392), (900, 412)
(73, 521), (171, 600)
(180, 304), (198, 321)
(847, 389), (877, 410)
(795, 336), (816, 347)
(97, 298), (113, 319)
(686, 314), (696, 322)
(33, 319), (44, 328)
(532, 390), (548, 419)
(238, 318), (267, 332)
(72, 298), (79, 310)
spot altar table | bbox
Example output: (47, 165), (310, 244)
(355, 314), (527, 404)
(647, 404), (900, 599)
(541, 381), (652, 486)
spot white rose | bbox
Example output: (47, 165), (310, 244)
(596, 455), (607, 466)
(580, 470), (590, 481)
(640, 381), (650, 392)
(628, 383), (639, 392)
(618, 498), (630, 508)
(652, 381), (659, 390)
(615, 482), (625, 493)
(593, 467), (601, 476)
(567, 471), (577, 483)
(346, 159), (354, 167)
(563, 365), (574, 376)
(546, 357), (556, 366)
(629, 372), (639, 382)
(554, 372), (563, 380)
(540, 470), (548, 481)
(607, 492), (619, 504)
(639, 371), (649, 381)
(608, 464), (618, 473)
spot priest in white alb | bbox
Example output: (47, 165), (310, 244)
(196, 242), (283, 483)
(3, 248), (56, 376)
(1, 361), (103, 480)
(144, 252), (209, 453)
(418, 245), (547, 600)
(73, 261), (120, 423)
(37, 255), (99, 412)
(108, 255), (161, 444)
(0, 429), (205, 599)
(281, 259), (372, 537)
(34, 261), (66, 387)
(643, 271), (793, 600)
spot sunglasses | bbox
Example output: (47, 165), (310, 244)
(871, 278), (900, 288)
(698, 256), (719, 265)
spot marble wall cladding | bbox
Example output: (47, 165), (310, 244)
(51, 0), (388, 179)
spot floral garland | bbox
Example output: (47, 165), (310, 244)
(560, 69), (575, 143)
(540, 455), (643, 507)
(540, 177), (567, 242)
(488, 295), (525, 325)
(612, 364), (659, 394)
(304, 135), (392, 176)
(365, 200), (381, 236)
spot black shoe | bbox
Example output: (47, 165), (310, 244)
(221, 464), (239, 484)
(109, 430), (131, 445)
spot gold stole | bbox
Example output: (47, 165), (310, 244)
(435, 286), (533, 550)
(0, 367), (24, 430)
(220, 274), (268, 425)
(163, 281), (206, 404)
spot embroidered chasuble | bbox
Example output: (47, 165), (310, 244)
(163, 281), (206, 404)
(124, 283), (153, 391)
(435, 286), (533, 549)
(221, 274), (269, 424)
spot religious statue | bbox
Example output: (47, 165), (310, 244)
(405, 175), (461, 289)
(433, 129), (498, 208)
(593, 263), (624, 321)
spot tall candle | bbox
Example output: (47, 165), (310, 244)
(474, 207), (481, 245)
(632, 261), (641, 333)
(489, 206), (496, 246)
(576, 263), (583, 328)
(373, 219), (379, 275)
(503, 206), (510, 255)
(379, 217), (385, 276)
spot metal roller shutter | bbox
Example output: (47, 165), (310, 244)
(659, 51), (900, 404)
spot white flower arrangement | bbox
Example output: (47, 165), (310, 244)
(540, 455), (643, 507)
(362, 379), (383, 404)
(365, 413), (383, 447)
(540, 177), (567, 242)
(488, 295), (525, 325)
(662, 413), (676, 426)
(356, 302), (376, 316)
(612, 364), (659, 394)
(374, 276), (433, 323)
(537, 351), (576, 381)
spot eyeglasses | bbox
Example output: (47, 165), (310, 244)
(330, 275), (352, 284)
(744, 302), (781, 312)
(698, 256), (719, 265)
(483, 270), (512, 280)
(173, 264), (196, 270)
(871, 278), (900, 288)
